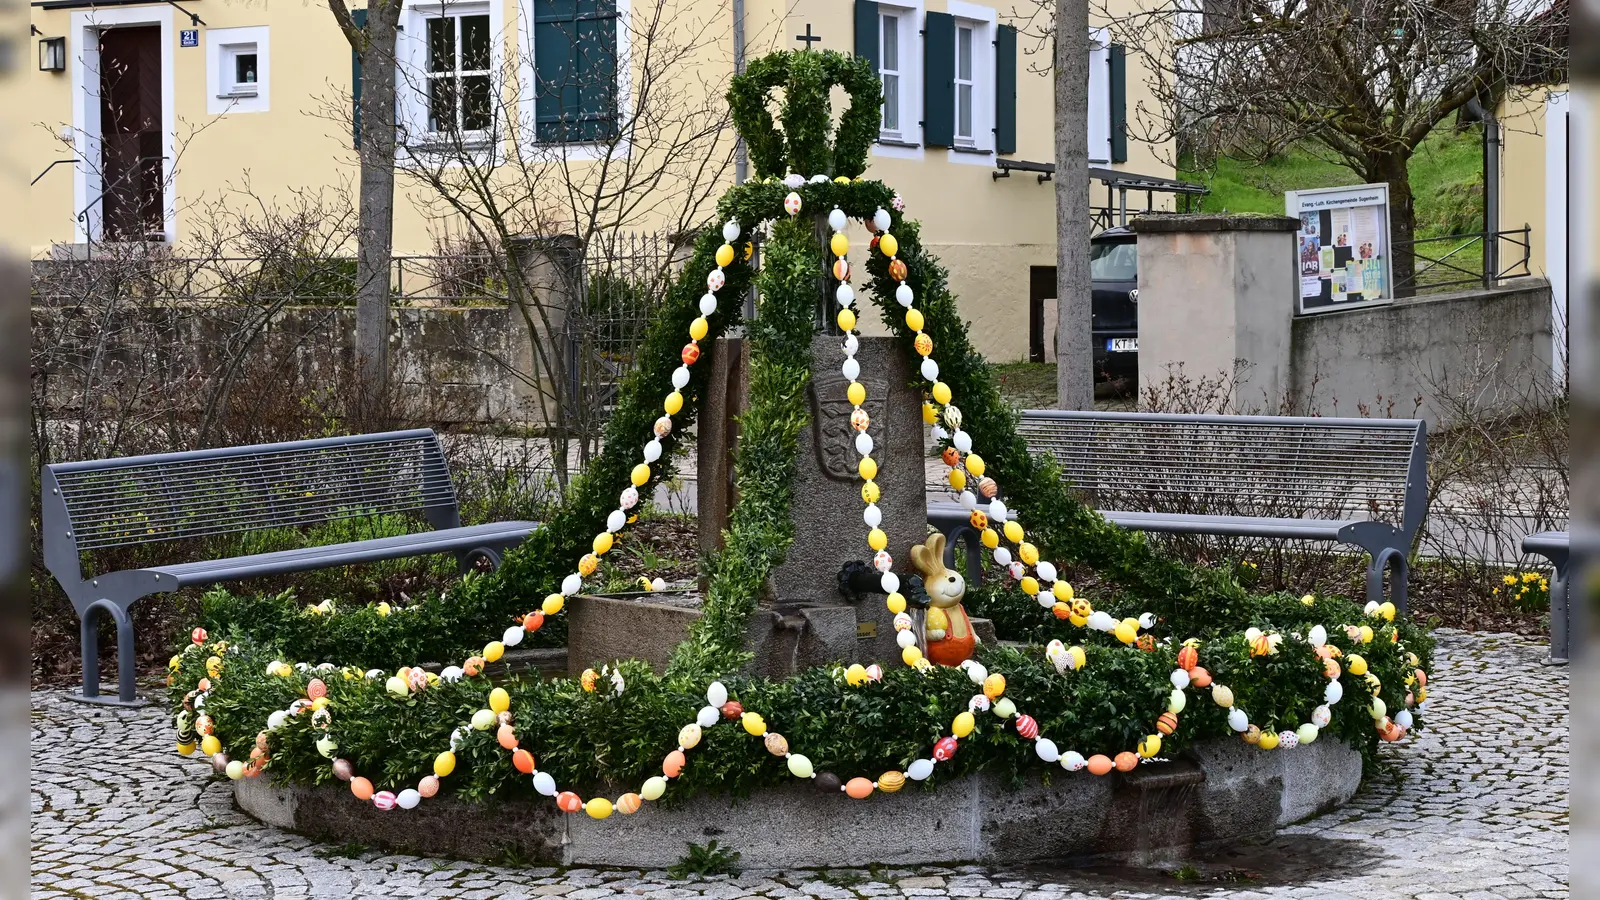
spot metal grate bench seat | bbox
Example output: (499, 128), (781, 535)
(41, 429), (540, 705)
(930, 411), (1426, 611)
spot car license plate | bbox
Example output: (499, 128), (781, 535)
(1107, 338), (1138, 352)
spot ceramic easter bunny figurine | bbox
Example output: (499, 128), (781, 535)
(909, 533), (977, 666)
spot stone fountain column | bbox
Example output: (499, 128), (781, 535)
(698, 332), (928, 670)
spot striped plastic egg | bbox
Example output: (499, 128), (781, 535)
(617, 793), (643, 815)
(878, 771), (906, 793)
(1157, 711), (1179, 735)
(1015, 715), (1039, 739)
(372, 791), (397, 811)
(556, 791), (583, 813)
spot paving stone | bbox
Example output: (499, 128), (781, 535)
(29, 631), (1567, 899)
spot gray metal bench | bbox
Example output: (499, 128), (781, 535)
(1521, 530), (1570, 664)
(929, 411), (1426, 611)
(41, 429), (539, 705)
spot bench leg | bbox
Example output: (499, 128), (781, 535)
(938, 525), (984, 586)
(78, 600), (140, 705)
(458, 546), (505, 574)
(1548, 556), (1570, 665)
(1366, 548), (1408, 616)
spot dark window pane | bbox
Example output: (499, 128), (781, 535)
(235, 52), (257, 84)
(427, 17), (454, 73)
(461, 15), (491, 71)
(462, 74), (492, 130)
(533, 0), (617, 143)
(429, 75), (456, 131)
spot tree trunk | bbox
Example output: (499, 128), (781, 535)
(354, 1), (401, 415)
(1375, 152), (1417, 299)
(1054, 0), (1094, 410)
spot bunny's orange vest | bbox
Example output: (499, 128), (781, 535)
(927, 606), (975, 667)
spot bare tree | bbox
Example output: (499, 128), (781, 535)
(376, 0), (736, 488)
(1092, 0), (1569, 294)
(328, 0), (405, 407)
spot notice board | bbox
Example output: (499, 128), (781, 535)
(1287, 183), (1394, 315)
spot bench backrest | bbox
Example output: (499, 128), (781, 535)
(41, 429), (459, 585)
(1016, 411), (1426, 535)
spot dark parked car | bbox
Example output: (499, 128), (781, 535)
(1090, 226), (1138, 380)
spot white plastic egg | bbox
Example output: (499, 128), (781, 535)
(722, 220), (741, 241)
(827, 208), (848, 232)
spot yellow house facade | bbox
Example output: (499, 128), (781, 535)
(1496, 84), (1570, 379)
(24, 0), (1175, 361)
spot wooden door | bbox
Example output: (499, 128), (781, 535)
(98, 26), (162, 241)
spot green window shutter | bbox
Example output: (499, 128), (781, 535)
(534, 0), (619, 143)
(854, 0), (880, 74)
(923, 11), (955, 147)
(351, 8), (366, 149)
(1109, 43), (1127, 163)
(995, 24), (1016, 154)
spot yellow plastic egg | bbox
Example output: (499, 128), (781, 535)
(1052, 581), (1074, 601)
(542, 594), (565, 616)
(201, 735), (221, 756)
(1020, 576), (1040, 596)
(1347, 654), (1368, 676)
(983, 673), (1007, 700)
(906, 309), (925, 331)
(484, 641), (506, 663)
(830, 233), (850, 257)
(741, 712), (767, 736)
(664, 391), (684, 415)
(861, 481), (880, 503)
(631, 464), (651, 486)
(981, 528), (999, 549)
(489, 687), (511, 713)
(949, 469), (967, 490)
(1378, 601), (1397, 621)
(867, 528), (888, 551)
(931, 381), (952, 405)
(1257, 731), (1280, 750)
(953, 711), (976, 737)
(879, 233), (899, 257)
(593, 532), (614, 556)
(886, 592), (907, 614)
(859, 457), (878, 480)
(922, 402), (938, 424)
(1138, 734), (1162, 758)
(434, 751), (457, 777)
(1358, 625), (1374, 643)
(967, 454), (987, 478)
(1002, 520), (1022, 543)
(838, 309), (858, 332)
(1018, 543), (1039, 566)
(586, 797), (614, 819)
(845, 664), (870, 686)
(1114, 621), (1138, 644)
(689, 317), (709, 341)
(716, 244), (735, 267)
(902, 645), (924, 666)
(578, 553), (599, 576)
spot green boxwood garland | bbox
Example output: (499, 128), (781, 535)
(170, 174), (1433, 810)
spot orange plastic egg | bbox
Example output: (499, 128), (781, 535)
(351, 777), (374, 801)
(418, 775), (440, 798)
(942, 447), (962, 467)
(889, 259), (908, 281)
(663, 749), (686, 778)
(1052, 602), (1071, 620)
(617, 793), (643, 814)
(1177, 646), (1198, 671)
(1086, 755), (1114, 776)
(556, 791), (583, 813)
(464, 657), (484, 677)
(1157, 711), (1179, 735)
(498, 724), (519, 750)
(1114, 752), (1139, 772)
(1188, 666), (1212, 688)
(523, 610), (545, 632)
(1324, 659), (1342, 679)
(845, 777), (875, 799)
(513, 748), (535, 774)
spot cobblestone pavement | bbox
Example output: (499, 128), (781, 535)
(32, 630), (1567, 900)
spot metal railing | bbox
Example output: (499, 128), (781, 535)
(1393, 225), (1532, 294)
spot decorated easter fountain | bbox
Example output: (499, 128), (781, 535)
(168, 50), (1434, 868)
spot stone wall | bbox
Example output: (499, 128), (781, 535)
(1289, 279), (1555, 427)
(32, 303), (537, 425)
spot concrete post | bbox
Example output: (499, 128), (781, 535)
(506, 234), (583, 425)
(1130, 215), (1299, 411)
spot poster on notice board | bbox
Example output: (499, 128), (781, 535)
(1287, 183), (1393, 315)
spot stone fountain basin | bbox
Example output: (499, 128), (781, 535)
(232, 736), (1361, 868)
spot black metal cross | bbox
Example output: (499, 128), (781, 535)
(795, 23), (821, 49)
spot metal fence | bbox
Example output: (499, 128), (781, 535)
(31, 253), (510, 307)
(565, 231), (683, 439)
(1393, 226), (1532, 294)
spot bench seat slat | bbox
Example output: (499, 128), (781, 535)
(145, 522), (540, 585)
(1098, 510), (1355, 540)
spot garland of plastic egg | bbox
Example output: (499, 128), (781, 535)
(174, 180), (1431, 816)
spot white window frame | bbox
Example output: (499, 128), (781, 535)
(1087, 26), (1111, 164)
(397, 0), (502, 159)
(206, 26), (269, 114)
(946, 1), (994, 165)
(872, 0), (923, 161)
